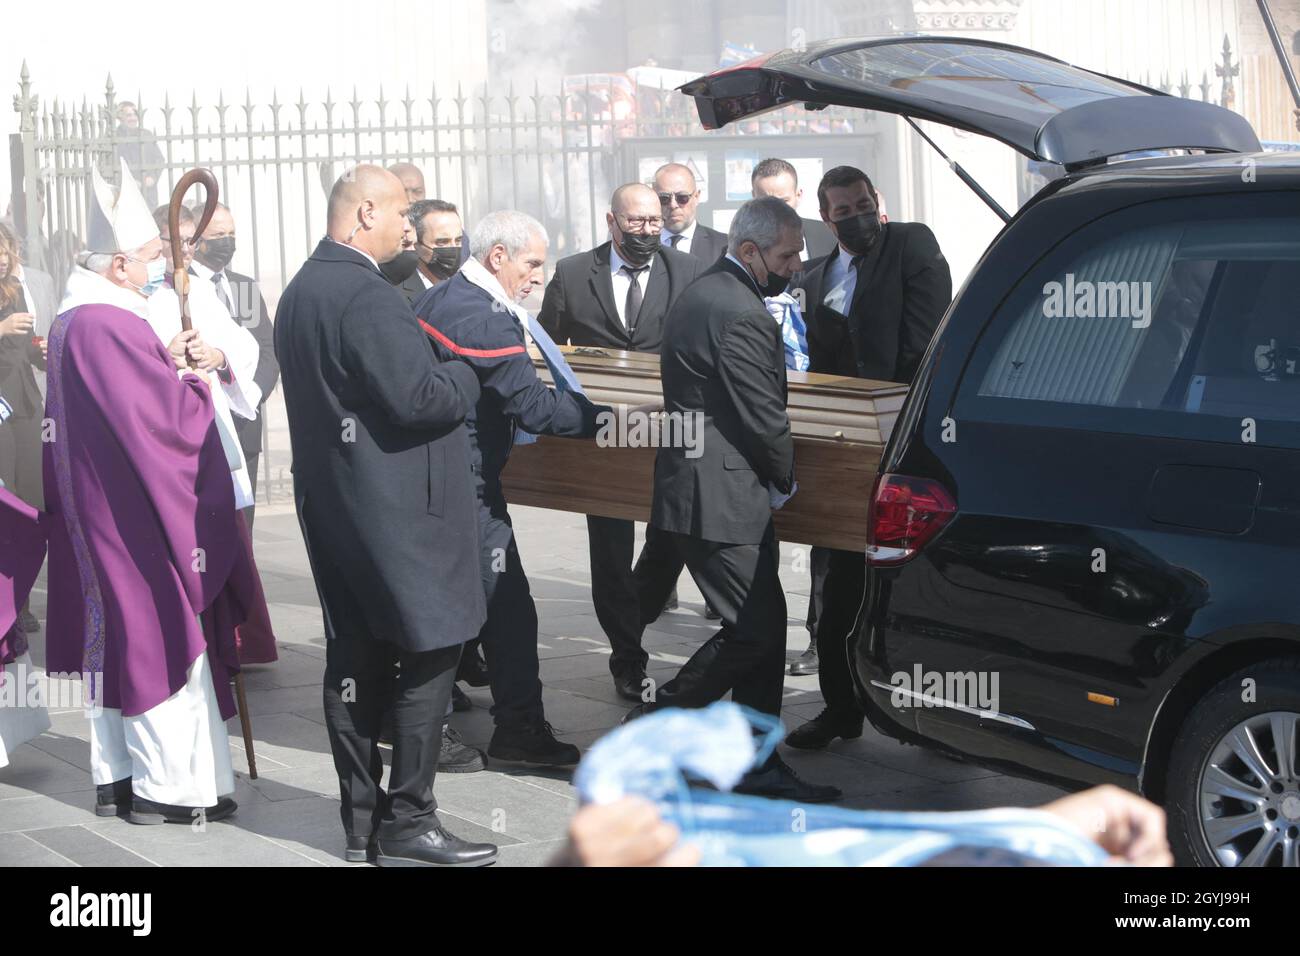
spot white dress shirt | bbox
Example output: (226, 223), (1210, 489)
(821, 247), (859, 315)
(609, 244), (655, 328)
(326, 238), (379, 271)
(189, 258), (237, 319)
(660, 219), (698, 256)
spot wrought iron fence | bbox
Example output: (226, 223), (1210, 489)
(9, 65), (864, 295)
(6, 41), (1240, 506)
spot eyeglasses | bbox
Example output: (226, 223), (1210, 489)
(657, 192), (694, 207)
(616, 215), (663, 231)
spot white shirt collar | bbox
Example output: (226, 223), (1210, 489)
(327, 237), (379, 271)
(662, 219), (698, 245)
(190, 258), (222, 282)
(725, 253), (762, 297)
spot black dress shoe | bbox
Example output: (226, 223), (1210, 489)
(345, 834), (377, 863)
(613, 671), (648, 702)
(18, 609), (39, 633)
(95, 778), (133, 817)
(784, 708), (862, 750)
(440, 725), (486, 773)
(376, 826), (498, 867)
(788, 642), (819, 676)
(128, 795), (238, 825)
(733, 756), (841, 803)
(488, 720), (580, 768)
(456, 644), (490, 687)
(661, 587), (679, 613)
(703, 603), (722, 620)
(451, 684), (472, 712)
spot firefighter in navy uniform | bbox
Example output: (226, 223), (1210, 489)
(415, 210), (608, 768)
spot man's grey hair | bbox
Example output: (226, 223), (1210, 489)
(726, 196), (802, 256)
(77, 240), (152, 275)
(470, 210), (548, 262)
(78, 251), (117, 273)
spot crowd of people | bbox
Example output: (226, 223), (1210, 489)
(0, 149), (1171, 867)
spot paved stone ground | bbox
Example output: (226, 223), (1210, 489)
(0, 503), (1065, 867)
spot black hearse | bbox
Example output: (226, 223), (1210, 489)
(684, 36), (1300, 867)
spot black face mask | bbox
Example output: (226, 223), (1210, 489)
(831, 213), (882, 257)
(380, 249), (420, 285)
(196, 235), (237, 271)
(426, 246), (461, 280)
(617, 231), (661, 268)
(748, 250), (790, 298)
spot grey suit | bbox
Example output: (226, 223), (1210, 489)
(652, 257), (794, 544)
(648, 256), (794, 718)
(670, 222), (728, 265)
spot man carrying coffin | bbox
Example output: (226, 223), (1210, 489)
(631, 197), (840, 803)
(42, 161), (254, 823)
(415, 210), (607, 768)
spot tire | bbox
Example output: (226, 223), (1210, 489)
(1166, 658), (1300, 867)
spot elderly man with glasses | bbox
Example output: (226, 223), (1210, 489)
(538, 183), (705, 702)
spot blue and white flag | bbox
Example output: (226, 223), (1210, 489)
(764, 292), (810, 372)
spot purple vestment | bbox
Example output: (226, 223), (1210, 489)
(0, 485), (46, 665)
(41, 302), (254, 719)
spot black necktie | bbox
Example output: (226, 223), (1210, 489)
(668, 234), (683, 249)
(620, 265), (647, 331)
(212, 272), (235, 318)
(850, 254), (864, 273)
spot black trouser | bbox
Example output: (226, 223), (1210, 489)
(587, 516), (685, 679)
(322, 633), (460, 842)
(815, 547), (869, 720)
(476, 499), (544, 729)
(653, 522), (787, 718)
(805, 545), (831, 638)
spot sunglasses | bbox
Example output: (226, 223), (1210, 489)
(657, 192), (694, 207)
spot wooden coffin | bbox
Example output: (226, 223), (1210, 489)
(501, 346), (908, 551)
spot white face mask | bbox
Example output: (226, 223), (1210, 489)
(127, 255), (167, 298)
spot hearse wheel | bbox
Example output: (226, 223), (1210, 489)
(1167, 660), (1300, 867)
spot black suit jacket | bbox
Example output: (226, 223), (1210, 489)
(397, 268), (432, 307)
(673, 222), (728, 265)
(651, 257), (794, 546)
(794, 221), (952, 384)
(219, 268), (280, 460)
(538, 242), (702, 354)
(274, 239), (486, 651)
(801, 217), (838, 261)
